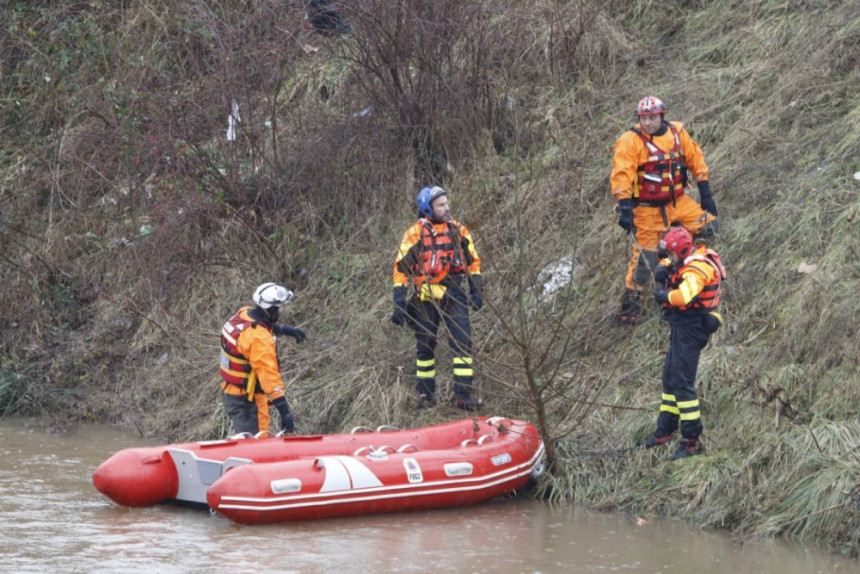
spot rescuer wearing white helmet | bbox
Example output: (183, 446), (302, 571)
(219, 283), (305, 436)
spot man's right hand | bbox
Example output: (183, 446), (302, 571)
(654, 264), (669, 287)
(280, 411), (295, 433)
(392, 285), (408, 327)
(616, 199), (634, 233)
(271, 397), (295, 433)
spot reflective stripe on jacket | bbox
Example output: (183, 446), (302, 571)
(220, 308), (254, 388)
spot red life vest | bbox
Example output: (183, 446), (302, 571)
(668, 249), (726, 311)
(632, 123), (687, 202)
(410, 219), (468, 286)
(219, 307), (266, 390)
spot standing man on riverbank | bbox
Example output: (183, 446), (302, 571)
(219, 283), (305, 436)
(610, 96), (719, 325)
(638, 226), (726, 460)
(391, 185), (484, 410)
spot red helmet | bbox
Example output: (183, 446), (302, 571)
(636, 96), (666, 117)
(660, 226), (693, 258)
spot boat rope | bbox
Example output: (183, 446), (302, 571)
(475, 417), (544, 441)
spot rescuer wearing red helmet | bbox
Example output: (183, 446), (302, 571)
(610, 96), (719, 325)
(638, 226), (726, 460)
(392, 186), (483, 411)
(219, 283), (306, 436)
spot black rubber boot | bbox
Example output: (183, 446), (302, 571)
(637, 432), (673, 449)
(416, 394), (437, 410)
(455, 397), (479, 411)
(666, 437), (704, 460)
(618, 289), (647, 325)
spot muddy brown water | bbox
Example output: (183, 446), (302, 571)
(0, 417), (856, 573)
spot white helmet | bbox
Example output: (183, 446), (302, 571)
(252, 283), (294, 309)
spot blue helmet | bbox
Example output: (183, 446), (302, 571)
(416, 186), (446, 218)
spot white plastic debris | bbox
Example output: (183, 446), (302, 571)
(538, 255), (577, 297)
(227, 100), (240, 141)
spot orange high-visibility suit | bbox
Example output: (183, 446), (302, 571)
(220, 307), (290, 435)
(611, 121), (717, 291)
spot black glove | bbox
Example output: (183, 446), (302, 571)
(698, 181), (718, 216)
(272, 397), (295, 433)
(469, 275), (484, 311)
(654, 289), (670, 305)
(654, 264), (669, 287)
(392, 285), (408, 326)
(616, 199), (635, 233)
(274, 324), (306, 344)
(703, 311), (722, 334)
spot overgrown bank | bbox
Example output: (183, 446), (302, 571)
(1, 0), (858, 557)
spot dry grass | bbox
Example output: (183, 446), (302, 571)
(1, 0), (859, 557)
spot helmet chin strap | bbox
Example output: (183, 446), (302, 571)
(265, 306), (280, 324)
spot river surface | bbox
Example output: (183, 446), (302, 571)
(0, 417), (856, 574)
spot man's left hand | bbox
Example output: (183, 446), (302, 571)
(698, 181), (718, 216)
(469, 275), (484, 311)
(654, 290), (670, 305)
(470, 289), (483, 311)
(275, 325), (306, 344)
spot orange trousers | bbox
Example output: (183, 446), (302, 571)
(625, 194), (717, 290)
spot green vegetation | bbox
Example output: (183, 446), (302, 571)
(1, 0), (857, 557)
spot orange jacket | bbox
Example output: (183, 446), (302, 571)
(611, 121), (709, 202)
(661, 247), (725, 310)
(219, 307), (287, 400)
(393, 218), (481, 289)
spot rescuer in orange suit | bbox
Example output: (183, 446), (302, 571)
(392, 185), (483, 411)
(219, 283), (305, 436)
(638, 226), (726, 460)
(610, 96), (719, 325)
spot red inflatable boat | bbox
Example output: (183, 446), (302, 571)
(93, 416), (545, 524)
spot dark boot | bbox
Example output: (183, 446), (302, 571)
(667, 437), (704, 460)
(416, 393), (437, 410)
(637, 432), (673, 449)
(618, 289), (647, 325)
(455, 397), (479, 411)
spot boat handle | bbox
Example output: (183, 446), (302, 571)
(397, 444), (418, 453)
(477, 434), (494, 445)
(376, 445), (396, 453)
(460, 439), (478, 447)
(353, 446), (373, 456)
(376, 425), (401, 432)
(350, 426), (375, 433)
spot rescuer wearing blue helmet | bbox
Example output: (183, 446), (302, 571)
(392, 186), (484, 410)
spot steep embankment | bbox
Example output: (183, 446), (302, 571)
(1, 0), (857, 556)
